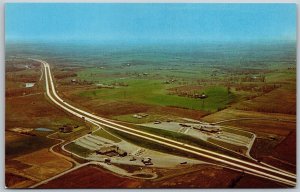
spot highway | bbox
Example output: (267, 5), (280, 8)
(34, 59), (296, 187)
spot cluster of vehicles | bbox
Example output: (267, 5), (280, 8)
(103, 156), (154, 166)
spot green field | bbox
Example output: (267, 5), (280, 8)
(61, 42), (296, 118)
(76, 77), (236, 112)
(113, 113), (176, 124)
(265, 70), (296, 83)
(64, 142), (93, 157)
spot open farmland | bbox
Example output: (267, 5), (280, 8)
(5, 58), (85, 130)
(39, 165), (142, 188)
(39, 164), (242, 188)
(39, 163), (281, 188)
(5, 58), (89, 187)
(5, 131), (56, 159)
(6, 148), (73, 188)
(233, 85), (296, 115)
(5, 40), (296, 188)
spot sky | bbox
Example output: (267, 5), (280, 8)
(5, 3), (297, 43)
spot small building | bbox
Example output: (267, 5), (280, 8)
(193, 125), (221, 134)
(59, 125), (73, 133)
(142, 157), (153, 165)
(138, 113), (149, 117)
(199, 93), (208, 99)
(117, 149), (127, 157)
(133, 114), (142, 119)
(96, 145), (117, 154)
(104, 158), (111, 164)
(25, 83), (35, 88)
(96, 145), (127, 157)
(179, 123), (191, 128)
(133, 113), (148, 119)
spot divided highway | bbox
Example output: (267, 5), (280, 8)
(34, 59), (296, 187)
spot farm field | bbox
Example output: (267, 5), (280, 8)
(39, 163), (283, 188)
(5, 59), (90, 187)
(38, 165), (142, 188)
(39, 164), (241, 188)
(6, 148), (72, 188)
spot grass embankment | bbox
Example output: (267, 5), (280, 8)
(92, 129), (121, 143)
(64, 142), (93, 158)
(207, 138), (248, 154)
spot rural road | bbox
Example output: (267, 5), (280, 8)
(46, 132), (80, 166)
(32, 59), (296, 187)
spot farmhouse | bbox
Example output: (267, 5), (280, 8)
(133, 113), (148, 119)
(193, 124), (221, 134)
(142, 157), (153, 165)
(133, 114), (142, 119)
(179, 123), (191, 128)
(199, 93), (208, 99)
(59, 125), (73, 133)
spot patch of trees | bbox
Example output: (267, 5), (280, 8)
(60, 79), (93, 86)
(227, 74), (266, 83)
(5, 66), (25, 73)
(6, 75), (38, 83)
(169, 90), (206, 99)
(235, 84), (281, 93)
(240, 75), (266, 82)
(5, 87), (38, 97)
(54, 72), (77, 79)
(169, 85), (204, 98)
